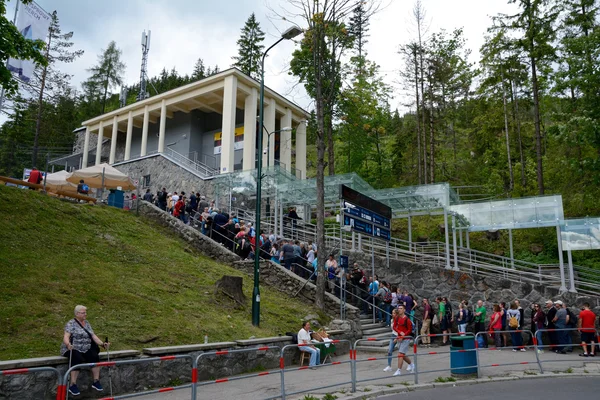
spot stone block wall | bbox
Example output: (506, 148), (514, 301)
(0, 341), (349, 400)
(341, 250), (600, 330)
(113, 155), (215, 201)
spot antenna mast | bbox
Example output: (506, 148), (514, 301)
(137, 30), (151, 101)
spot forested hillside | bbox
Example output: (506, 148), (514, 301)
(298, 0), (600, 220)
(2, 1), (600, 215)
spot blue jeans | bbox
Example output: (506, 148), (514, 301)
(556, 325), (568, 352)
(299, 345), (320, 366)
(284, 258), (293, 270)
(565, 328), (573, 351)
(509, 328), (522, 349)
(387, 335), (397, 366)
(535, 329), (543, 349)
(378, 303), (391, 325)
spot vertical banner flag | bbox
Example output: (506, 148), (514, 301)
(7, 1), (51, 82)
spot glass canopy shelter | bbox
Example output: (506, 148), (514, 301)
(213, 167), (586, 293)
(213, 169), (461, 220)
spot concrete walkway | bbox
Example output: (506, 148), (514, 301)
(131, 348), (600, 400)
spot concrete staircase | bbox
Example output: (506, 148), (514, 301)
(356, 315), (392, 354)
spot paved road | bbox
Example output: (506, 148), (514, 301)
(133, 347), (600, 400)
(380, 377), (600, 400)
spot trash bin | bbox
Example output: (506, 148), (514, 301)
(108, 189), (124, 209)
(450, 336), (478, 376)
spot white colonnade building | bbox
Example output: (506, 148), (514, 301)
(65, 68), (308, 182)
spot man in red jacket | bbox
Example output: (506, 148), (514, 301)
(27, 167), (43, 189)
(392, 304), (415, 376)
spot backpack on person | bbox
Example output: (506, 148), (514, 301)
(81, 184), (89, 193)
(508, 313), (519, 329)
(465, 308), (474, 324)
(383, 288), (393, 304)
(567, 308), (578, 327)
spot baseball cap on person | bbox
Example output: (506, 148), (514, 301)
(545, 300), (553, 304)
(554, 300), (563, 305)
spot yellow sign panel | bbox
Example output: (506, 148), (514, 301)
(213, 127), (244, 141)
(214, 127), (245, 155)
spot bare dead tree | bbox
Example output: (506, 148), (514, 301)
(281, 0), (376, 310)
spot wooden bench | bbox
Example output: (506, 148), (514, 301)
(0, 175), (97, 203)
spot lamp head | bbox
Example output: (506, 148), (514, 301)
(281, 26), (303, 40)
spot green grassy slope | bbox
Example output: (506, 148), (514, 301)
(0, 185), (321, 360)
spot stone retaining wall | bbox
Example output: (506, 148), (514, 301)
(113, 155), (215, 200)
(0, 332), (355, 400)
(341, 250), (600, 329)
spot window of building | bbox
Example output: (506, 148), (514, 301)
(143, 174), (151, 188)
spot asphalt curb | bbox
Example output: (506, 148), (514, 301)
(335, 372), (600, 400)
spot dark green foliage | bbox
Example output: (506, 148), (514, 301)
(231, 13), (265, 80)
(83, 40), (126, 114)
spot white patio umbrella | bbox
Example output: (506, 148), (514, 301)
(66, 163), (137, 190)
(44, 170), (78, 194)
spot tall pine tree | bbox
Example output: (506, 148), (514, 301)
(84, 41), (126, 114)
(231, 13), (265, 80)
(29, 11), (83, 166)
(191, 58), (206, 81)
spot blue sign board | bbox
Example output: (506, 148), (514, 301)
(373, 226), (391, 241)
(340, 184), (392, 241)
(344, 215), (373, 235)
(339, 255), (349, 271)
(343, 201), (391, 241)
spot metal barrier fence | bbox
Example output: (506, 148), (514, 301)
(7, 332), (600, 399)
(474, 330), (541, 378)
(279, 340), (353, 400)
(60, 355), (193, 400)
(535, 328), (600, 373)
(413, 333), (476, 384)
(0, 367), (63, 400)
(192, 346), (280, 400)
(353, 336), (415, 386)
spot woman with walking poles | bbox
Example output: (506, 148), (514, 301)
(61, 305), (110, 396)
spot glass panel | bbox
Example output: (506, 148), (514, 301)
(490, 199), (515, 229)
(512, 197), (538, 228)
(449, 195), (564, 232)
(561, 217), (600, 251)
(536, 195), (564, 226)
(451, 204), (471, 228)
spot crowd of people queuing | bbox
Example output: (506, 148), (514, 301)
(141, 187), (599, 360)
(381, 295), (598, 376)
(378, 292), (598, 355)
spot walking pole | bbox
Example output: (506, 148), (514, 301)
(105, 336), (113, 397)
(67, 335), (73, 399)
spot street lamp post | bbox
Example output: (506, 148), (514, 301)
(253, 26), (303, 327)
(264, 126), (292, 168)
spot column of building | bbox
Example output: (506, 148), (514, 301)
(280, 108), (292, 172)
(243, 88), (258, 171)
(220, 75), (238, 173)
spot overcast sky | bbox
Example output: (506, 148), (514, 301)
(4, 0), (518, 115)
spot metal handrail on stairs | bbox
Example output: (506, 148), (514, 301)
(228, 207), (600, 295)
(163, 147), (219, 178)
